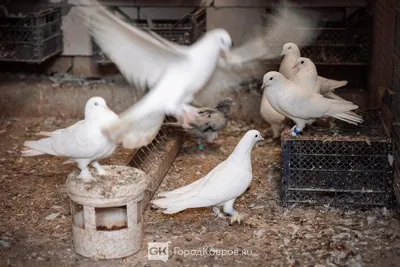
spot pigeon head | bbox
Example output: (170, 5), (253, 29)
(292, 57), (316, 71)
(208, 28), (232, 53)
(261, 71), (287, 89)
(216, 97), (234, 116)
(245, 129), (264, 143)
(85, 96), (111, 118)
(216, 97), (234, 108)
(281, 42), (300, 57)
(231, 129), (264, 156)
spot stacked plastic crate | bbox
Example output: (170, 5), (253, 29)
(92, 7), (206, 63)
(0, 7), (63, 63)
(393, 0), (400, 211)
(279, 5), (395, 207)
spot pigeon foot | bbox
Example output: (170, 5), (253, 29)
(212, 207), (226, 219)
(77, 169), (96, 182)
(230, 212), (247, 225)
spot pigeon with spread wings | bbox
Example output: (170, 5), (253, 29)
(79, 0), (320, 149)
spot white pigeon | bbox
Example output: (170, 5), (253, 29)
(290, 57), (363, 123)
(261, 72), (363, 136)
(78, 0), (320, 149)
(21, 97), (119, 182)
(291, 57), (346, 100)
(260, 88), (285, 141)
(279, 42), (348, 93)
(152, 130), (264, 224)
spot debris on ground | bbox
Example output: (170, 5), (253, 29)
(0, 117), (399, 266)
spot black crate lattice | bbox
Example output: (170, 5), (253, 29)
(281, 109), (394, 207)
(263, 7), (372, 65)
(0, 7), (63, 63)
(92, 7), (206, 63)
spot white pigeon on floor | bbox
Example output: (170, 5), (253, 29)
(21, 97), (119, 182)
(78, 0), (320, 149)
(260, 88), (285, 141)
(152, 130), (264, 224)
(261, 72), (363, 136)
(279, 42), (348, 93)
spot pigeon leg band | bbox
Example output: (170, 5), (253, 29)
(291, 127), (301, 136)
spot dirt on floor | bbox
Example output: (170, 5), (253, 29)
(0, 116), (400, 267)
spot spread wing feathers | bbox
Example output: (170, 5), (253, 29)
(193, 3), (320, 106)
(78, 0), (186, 93)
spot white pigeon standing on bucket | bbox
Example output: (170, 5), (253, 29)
(21, 97), (119, 182)
(78, 0), (320, 149)
(279, 42), (348, 93)
(261, 72), (363, 136)
(152, 130), (264, 224)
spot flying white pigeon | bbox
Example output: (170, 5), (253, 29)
(21, 97), (119, 182)
(261, 72), (363, 136)
(152, 130), (264, 224)
(78, 0), (320, 149)
(279, 42), (348, 94)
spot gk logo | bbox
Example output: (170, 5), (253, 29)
(147, 242), (171, 262)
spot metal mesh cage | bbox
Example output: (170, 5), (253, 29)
(280, 109), (393, 207)
(392, 0), (400, 209)
(92, 7), (206, 63)
(263, 7), (372, 65)
(0, 7), (63, 63)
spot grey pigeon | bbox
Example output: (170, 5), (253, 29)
(164, 98), (233, 149)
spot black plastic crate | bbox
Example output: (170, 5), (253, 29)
(281, 109), (393, 207)
(392, 93), (400, 123)
(0, 7), (63, 63)
(263, 7), (372, 65)
(92, 7), (206, 63)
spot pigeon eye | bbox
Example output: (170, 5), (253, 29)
(288, 46), (291, 49)
(255, 134), (258, 137)
(269, 77), (273, 81)
(94, 102), (98, 106)
(301, 61), (304, 64)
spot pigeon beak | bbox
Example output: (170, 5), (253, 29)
(104, 106), (111, 111)
(259, 135), (264, 141)
(292, 63), (299, 69)
(280, 51), (285, 57)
